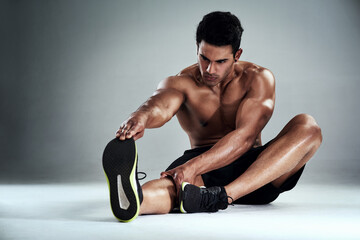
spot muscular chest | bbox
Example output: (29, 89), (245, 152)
(184, 85), (246, 130)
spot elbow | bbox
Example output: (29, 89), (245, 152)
(243, 135), (257, 151)
(232, 130), (257, 154)
(150, 106), (172, 127)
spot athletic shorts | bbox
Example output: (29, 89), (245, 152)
(166, 142), (305, 204)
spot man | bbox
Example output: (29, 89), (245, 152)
(102, 11), (322, 222)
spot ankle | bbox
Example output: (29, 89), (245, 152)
(224, 186), (234, 204)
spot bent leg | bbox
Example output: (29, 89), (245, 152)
(270, 114), (322, 187)
(225, 114), (322, 201)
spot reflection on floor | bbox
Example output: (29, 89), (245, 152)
(1, 183), (359, 240)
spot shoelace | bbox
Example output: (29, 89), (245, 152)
(228, 196), (234, 206)
(137, 172), (147, 180)
(200, 188), (223, 212)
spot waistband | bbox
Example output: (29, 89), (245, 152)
(183, 145), (213, 155)
(183, 142), (269, 155)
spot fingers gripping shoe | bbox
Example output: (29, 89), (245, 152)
(102, 138), (144, 222)
(180, 182), (229, 213)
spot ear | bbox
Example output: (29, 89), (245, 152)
(196, 43), (199, 54)
(234, 48), (243, 61)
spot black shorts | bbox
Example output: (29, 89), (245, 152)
(166, 142), (305, 204)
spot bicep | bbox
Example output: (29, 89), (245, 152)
(235, 97), (274, 134)
(151, 88), (184, 117)
(235, 71), (275, 141)
(152, 77), (186, 117)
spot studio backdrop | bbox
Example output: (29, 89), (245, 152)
(1, 0), (359, 184)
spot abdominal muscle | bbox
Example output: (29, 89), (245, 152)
(176, 110), (263, 149)
(188, 131), (263, 149)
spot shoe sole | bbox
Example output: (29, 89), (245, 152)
(102, 138), (140, 222)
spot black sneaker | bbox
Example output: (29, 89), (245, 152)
(102, 138), (145, 222)
(179, 182), (229, 213)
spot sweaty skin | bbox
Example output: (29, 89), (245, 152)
(116, 41), (275, 192)
(170, 61), (273, 149)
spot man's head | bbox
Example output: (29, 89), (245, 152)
(196, 11), (244, 57)
(196, 11), (244, 86)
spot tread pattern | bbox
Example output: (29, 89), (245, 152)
(102, 138), (139, 222)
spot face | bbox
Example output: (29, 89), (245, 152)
(197, 41), (241, 87)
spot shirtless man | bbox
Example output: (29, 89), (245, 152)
(102, 11), (322, 222)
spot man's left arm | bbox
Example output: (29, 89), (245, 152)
(190, 69), (275, 175)
(162, 69), (275, 188)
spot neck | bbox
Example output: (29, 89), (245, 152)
(215, 64), (238, 93)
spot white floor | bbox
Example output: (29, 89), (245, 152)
(1, 182), (360, 240)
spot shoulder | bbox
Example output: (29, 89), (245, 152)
(157, 64), (200, 91)
(237, 61), (275, 92)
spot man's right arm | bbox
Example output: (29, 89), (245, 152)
(116, 76), (185, 141)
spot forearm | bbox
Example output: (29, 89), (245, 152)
(133, 89), (183, 129)
(118, 83), (184, 141)
(133, 99), (170, 129)
(186, 129), (255, 175)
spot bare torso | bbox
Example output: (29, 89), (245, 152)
(174, 61), (266, 148)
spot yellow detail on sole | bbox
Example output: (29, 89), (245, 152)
(104, 140), (140, 223)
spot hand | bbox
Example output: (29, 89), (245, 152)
(116, 114), (147, 141)
(160, 164), (196, 196)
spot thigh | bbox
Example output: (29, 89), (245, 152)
(271, 114), (318, 143)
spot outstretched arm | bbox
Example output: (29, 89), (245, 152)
(117, 77), (185, 141)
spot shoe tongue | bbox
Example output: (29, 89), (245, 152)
(200, 187), (223, 211)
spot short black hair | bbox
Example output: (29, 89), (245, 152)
(196, 11), (244, 56)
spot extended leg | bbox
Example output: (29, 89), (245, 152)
(103, 137), (207, 218)
(139, 178), (176, 215)
(140, 175), (205, 215)
(224, 114), (322, 201)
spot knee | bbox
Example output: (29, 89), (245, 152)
(141, 178), (177, 214)
(292, 114), (323, 146)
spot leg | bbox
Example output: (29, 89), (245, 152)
(225, 114), (322, 201)
(140, 178), (176, 215)
(103, 137), (208, 217)
(139, 147), (209, 215)
(140, 175), (204, 215)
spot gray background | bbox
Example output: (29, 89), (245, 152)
(1, 0), (359, 184)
